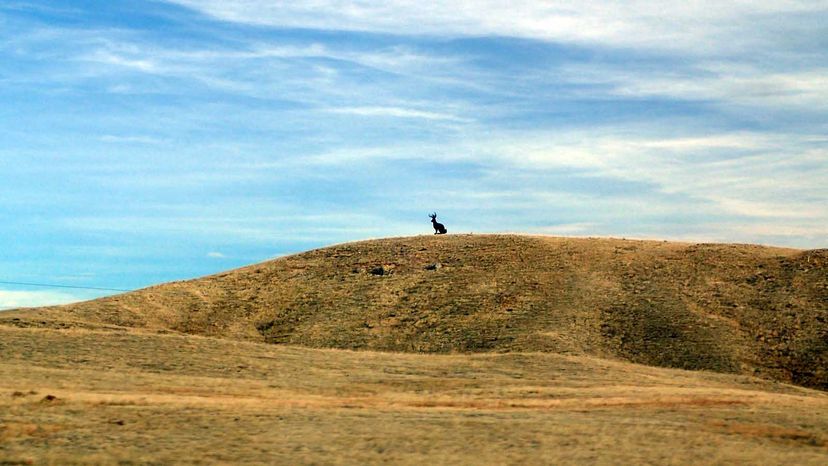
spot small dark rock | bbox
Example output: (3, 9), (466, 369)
(369, 266), (385, 276)
(425, 263), (442, 271)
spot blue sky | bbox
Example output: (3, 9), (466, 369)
(2, 1), (827, 308)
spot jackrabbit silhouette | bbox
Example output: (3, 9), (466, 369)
(429, 213), (447, 235)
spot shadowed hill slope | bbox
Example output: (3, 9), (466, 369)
(5, 235), (827, 389)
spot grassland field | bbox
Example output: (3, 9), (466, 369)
(2, 235), (826, 464)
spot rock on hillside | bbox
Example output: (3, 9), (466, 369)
(5, 235), (827, 389)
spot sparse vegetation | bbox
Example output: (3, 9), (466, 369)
(2, 235), (827, 464)
(1, 326), (827, 464)
(8, 235), (825, 389)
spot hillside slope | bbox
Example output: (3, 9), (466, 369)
(6, 235), (827, 389)
(2, 325), (827, 464)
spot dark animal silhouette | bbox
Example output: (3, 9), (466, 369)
(429, 213), (447, 234)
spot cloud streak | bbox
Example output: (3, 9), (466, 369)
(323, 106), (471, 122)
(164, 0), (828, 54)
(562, 62), (828, 112)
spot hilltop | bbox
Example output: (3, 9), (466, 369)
(6, 234), (826, 390)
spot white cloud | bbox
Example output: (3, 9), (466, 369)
(206, 251), (227, 258)
(484, 130), (828, 220)
(63, 36), (459, 89)
(0, 2), (80, 15)
(324, 106), (471, 122)
(19, 30), (466, 112)
(320, 128), (827, 227)
(563, 63), (828, 112)
(163, 1), (827, 54)
(301, 146), (422, 165)
(0, 290), (81, 310)
(82, 50), (159, 72)
(99, 135), (167, 144)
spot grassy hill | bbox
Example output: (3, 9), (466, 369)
(6, 234), (826, 390)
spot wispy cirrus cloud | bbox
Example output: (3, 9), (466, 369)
(2, 24), (472, 118)
(163, 0), (828, 54)
(82, 49), (160, 72)
(323, 106), (471, 122)
(483, 130), (827, 221)
(99, 134), (167, 144)
(561, 62), (828, 112)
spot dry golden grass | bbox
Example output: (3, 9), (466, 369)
(2, 235), (827, 464)
(7, 235), (826, 389)
(1, 325), (828, 465)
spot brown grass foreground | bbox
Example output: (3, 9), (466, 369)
(1, 325), (827, 464)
